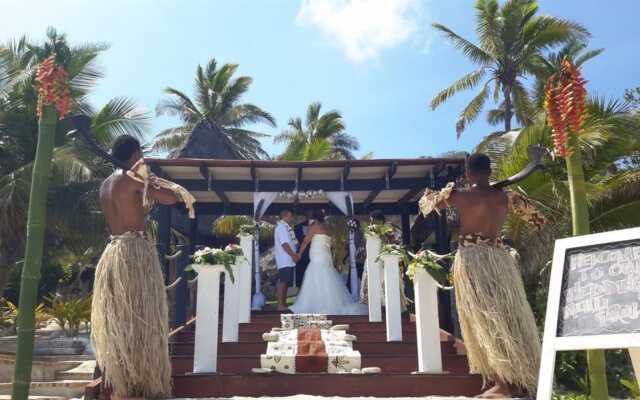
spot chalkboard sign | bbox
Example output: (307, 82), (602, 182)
(557, 239), (640, 337)
(537, 227), (640, 400)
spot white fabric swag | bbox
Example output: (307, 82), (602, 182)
(251, 192), (278, 309)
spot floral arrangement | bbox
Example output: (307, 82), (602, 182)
(406, 250), (454, 289)
(238, 224), (257, 236)
(364, 223), (394, 238)
(346, 218), (359, 231)
(190, 244), (244, 282)
(35, 55), (71, 119)
(376, 244), (410, 268)
(278, 189), (324, 200)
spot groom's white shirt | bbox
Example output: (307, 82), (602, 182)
(274, 221), (297, 269)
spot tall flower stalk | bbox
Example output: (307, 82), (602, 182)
(12, 55), (69, 400)
(545, 59), (608, 399)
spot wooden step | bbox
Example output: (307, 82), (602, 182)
(206, 321), (418, 333)
(170, 353), (470, 374)
(170, 340), (458, 356)
(177, 330), (419, 342)
(171, 373), (483, 397)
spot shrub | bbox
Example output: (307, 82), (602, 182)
(0, 299), (49, 334)
(44, 294), (92, 337)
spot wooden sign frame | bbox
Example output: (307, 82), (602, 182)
(537, 227), (640, 399)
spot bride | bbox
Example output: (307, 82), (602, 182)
(290, 209), (367, 315)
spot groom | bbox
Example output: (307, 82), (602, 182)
(274, 208), (300, 311)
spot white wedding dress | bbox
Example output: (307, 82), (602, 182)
(290, 234), (367, 315)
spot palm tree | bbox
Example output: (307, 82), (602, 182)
(274, 102), (359, 160)
(153, 59), (275, 159)
(0, 33), (149, 294)
(430, 0), (589, 136)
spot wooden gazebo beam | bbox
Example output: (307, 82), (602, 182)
(173, 176), (431, 193)
(188, 202), (419, 217)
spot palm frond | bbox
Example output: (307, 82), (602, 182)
(430, 69), (486, 110)
(456, 81), (490, 137)
(90, 97), (150, 144)
(432, 23), (493, 66)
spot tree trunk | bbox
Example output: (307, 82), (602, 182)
(503, 86), (513, 132)
(12, 105), (57, 400)
(566, 148), (609, 400)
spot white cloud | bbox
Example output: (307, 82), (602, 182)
(296, 0), (427, 62)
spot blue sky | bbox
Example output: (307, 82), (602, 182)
(2, 0), (638, 159)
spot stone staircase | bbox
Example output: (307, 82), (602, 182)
(0, 355), (94, 399)
(163, 311), (483, 398)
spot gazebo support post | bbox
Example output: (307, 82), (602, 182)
(174, 244), (189, 327)
(189, 214), (199, 254)
(401, 212), (411, 248)
(156, 205), (171, 285)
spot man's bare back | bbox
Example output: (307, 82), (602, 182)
(100, 170), (178, 235)
(100, 172), (148, 235)
(450, 186), (509, 239)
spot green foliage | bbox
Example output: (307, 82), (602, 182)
(190, 244), (244, 282)
(430, 0), (589, 135)
(0, 299), (48, 333)
(274, 102), (359, 160)
(364, 223), (394, 239)
(406, 250), (454, 287)
(153, 58), (275, 158)
(44, 294), (92, 337)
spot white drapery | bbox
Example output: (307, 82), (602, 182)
(251, 192), (278, 309)
(326, 192), (359, 302)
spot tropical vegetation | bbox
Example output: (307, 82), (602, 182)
(1, 1), (639, 397)
(152, 58), (275, 159)
(274, 101), (359, 160)
(430, 0), (589, 136)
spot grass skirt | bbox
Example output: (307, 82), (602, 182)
(453, 243), (540, 393)
(91, 232), (172, 398)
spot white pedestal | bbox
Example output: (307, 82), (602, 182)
(238, 235), (253, 323)
(365, 235), (383, 322)
(414, 268), (443, 373)
(380, 254), (402, 342)
(222, 261), (241, 342)
(193, 264), (224, 373)
(629, 348), (640, 389)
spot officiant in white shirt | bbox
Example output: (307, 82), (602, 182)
(274, 208), (299, 311)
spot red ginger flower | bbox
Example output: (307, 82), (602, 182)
(35, 55), (71, 119)
(544, 58), (587, 157)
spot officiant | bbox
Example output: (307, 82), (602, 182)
(294, 210), (313, 287)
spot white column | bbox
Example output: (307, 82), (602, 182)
(413, 267), (443, 373)
(193, 264), (225, 373)
(365, 235), (383, 322)
(629, 348), (640, 389)
(348, 230), (359, 302)
(222, 261), (241, 342)
(380, 254), (402, 342)
(252, 228), (266, 310)
(238, 234), (253, 323)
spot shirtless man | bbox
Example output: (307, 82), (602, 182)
(99, 137), (178, 234)
(92, 135), (178, 399)
(420, 153), (544, 398)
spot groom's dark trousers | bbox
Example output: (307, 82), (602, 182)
(294, 220), (310, 287)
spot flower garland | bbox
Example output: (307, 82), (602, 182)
(35, 55), (71, 119)
(190, 244), (244, 282)
(406, 250), (454, 290)
(376, 244), (410, 269)
(365, 223), (393, 238)
(238, 224), (258, 237)
(544, 58), (587, 157)
(278, 189), (324, 200)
